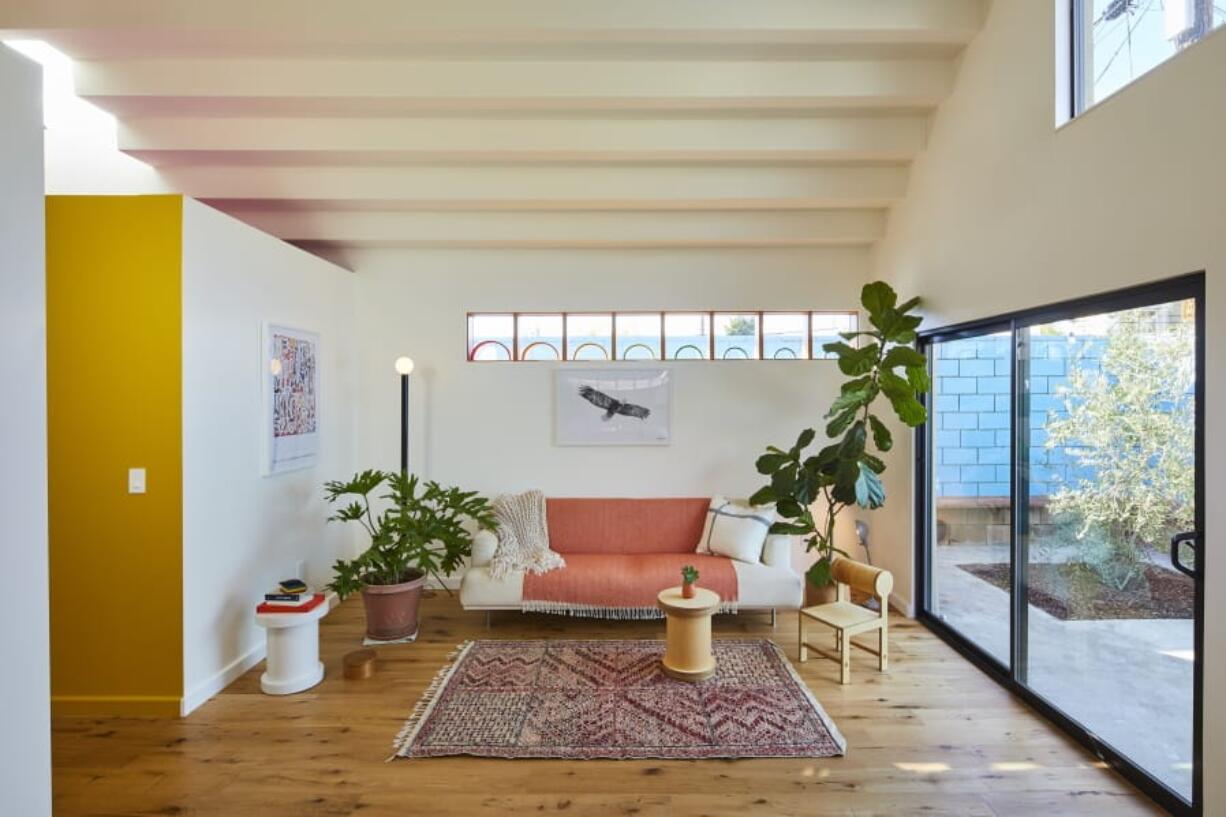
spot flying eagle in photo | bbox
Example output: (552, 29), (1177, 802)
(578, 385), (651, 421)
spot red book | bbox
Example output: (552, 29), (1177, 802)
(257, 593), (325, 614)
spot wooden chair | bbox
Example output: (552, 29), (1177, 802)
(798, 558), (892, 684)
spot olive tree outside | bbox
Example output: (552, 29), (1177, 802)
(1044, 311), (1195, 591)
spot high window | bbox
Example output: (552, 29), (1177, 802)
(467, 311), (858, 362)
(1070, 0), (1224, 115)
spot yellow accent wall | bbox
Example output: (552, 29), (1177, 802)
(46, 196), (184, 716)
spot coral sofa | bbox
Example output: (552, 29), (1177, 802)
(460, 498), (803, 618)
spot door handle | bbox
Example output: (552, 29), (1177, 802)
(1170, 531), (1199, 578)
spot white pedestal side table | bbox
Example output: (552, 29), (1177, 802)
(255, 601), (328, 695)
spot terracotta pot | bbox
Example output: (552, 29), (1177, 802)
(361, 572), (426, 640)
(681, 581), (695, 599)
(805, 581), (838, 607)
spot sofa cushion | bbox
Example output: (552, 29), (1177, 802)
(546, 497), (709, 555)
(696, 495), (775, 563)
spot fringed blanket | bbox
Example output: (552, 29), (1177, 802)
(522, 553), (738, 619)
(490, 490), (565, 580)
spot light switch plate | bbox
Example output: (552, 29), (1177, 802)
(128, 468), (146, 494)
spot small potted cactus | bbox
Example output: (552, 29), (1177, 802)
(680, 565), (700, 599)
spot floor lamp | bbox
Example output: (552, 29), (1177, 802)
(395, 356), (414, 473)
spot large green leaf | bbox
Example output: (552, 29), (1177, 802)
(868, 414), (893, 452)
(906, 363), (931, 393)
(792, 427), (816, 453)
(855, 462), (887, 508)
(838, 421), (867, 459)
(755, 452), (789, 475)
(770, 521), (811, 536)
(824, 387), (871, 419)
(882, 345), (926, 370)
(806, 556), (835, 588)
(749, 485), (778, 506)
(775, 497), (805, 518)
(861, 281), (897, 319)
(825, 406), (858, 438)
(831, 457), (860, 504)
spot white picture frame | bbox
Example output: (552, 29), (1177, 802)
(262, 323), (320, 475)
(555, 368), (671, 446)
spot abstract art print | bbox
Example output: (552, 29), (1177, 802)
(263, 323), (320, 474)
(555, 368), (670, 446)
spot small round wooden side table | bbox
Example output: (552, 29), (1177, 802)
(657, 586), (720, 682)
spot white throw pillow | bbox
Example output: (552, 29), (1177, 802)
(696, 496), (776, 564)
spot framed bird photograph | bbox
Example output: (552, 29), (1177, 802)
(554, 368), (671, 446)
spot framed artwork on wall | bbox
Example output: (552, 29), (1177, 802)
(263, 323), (320, 474)
(554, 368), (671, 446)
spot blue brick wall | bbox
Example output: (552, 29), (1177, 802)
(933, 335), (1107, 499)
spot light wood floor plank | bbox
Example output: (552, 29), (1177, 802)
(51, 593), (1164, 816)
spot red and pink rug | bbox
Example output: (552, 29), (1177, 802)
(393, 638), (846, 760)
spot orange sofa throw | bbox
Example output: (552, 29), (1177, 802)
(522, 498), (738, 618)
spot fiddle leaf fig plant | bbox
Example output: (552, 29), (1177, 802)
(324, 469), (497, 599)
(750, 282), (929, 588)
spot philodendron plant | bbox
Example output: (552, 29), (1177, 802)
(750, 282), (929, 588)
(324, 469), (497, 599)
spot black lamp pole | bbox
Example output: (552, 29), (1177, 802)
(400, 372), (410, 473)
(395, 356), (414, 473)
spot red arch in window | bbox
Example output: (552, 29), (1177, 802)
(520, 341), (561, 360)
(468, 340), (512, 361)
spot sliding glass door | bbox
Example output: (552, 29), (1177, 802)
(917, 276), (1204, 816)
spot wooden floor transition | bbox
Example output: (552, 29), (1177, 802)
(53, 593), (1165, 816)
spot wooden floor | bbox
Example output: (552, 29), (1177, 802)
(53, 594), (1165, 816)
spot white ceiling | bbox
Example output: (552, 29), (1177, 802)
(0, 0), (985, 264)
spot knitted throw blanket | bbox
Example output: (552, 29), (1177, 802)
(489, 490), (565, 580)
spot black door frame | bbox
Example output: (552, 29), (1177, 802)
(914, 272), (1205, 817)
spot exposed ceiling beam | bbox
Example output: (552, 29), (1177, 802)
(0, 1), (985, 47)
(221, 208), (886, 248)
(160, 164), (909, 207)
(118, 115), (929, 165)
(76, 59), (954, 116)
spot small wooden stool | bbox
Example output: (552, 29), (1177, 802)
(798, 558), (892, 684)
(343, 649), (377, 680)
(657, 586), (720, 682)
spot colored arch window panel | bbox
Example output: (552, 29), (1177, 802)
(714, 313), (759, 360)
(762, 313), (809, 360)
(812, 312), (859, 360)
(664, 312), (711, 360)
(517, 314), (563, 361)
(468, 314), (514, 361)
(567, 313), (613, 360)
(615, 313), (662, 360)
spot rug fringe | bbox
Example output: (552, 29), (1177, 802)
(765, 640), (848, 756)
(521, 600), (739, 620)
(388, 640), (474, 761)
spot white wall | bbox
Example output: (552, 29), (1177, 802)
(0, 46), (51, 817)
(352, 247), (869, 576)
(180, 198), (356, 713)
(871, 1), (1225, 810)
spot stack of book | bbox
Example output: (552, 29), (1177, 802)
(257, 579), (325, 614)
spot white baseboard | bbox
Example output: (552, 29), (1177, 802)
(181, 591), (341, 717)
(181, 641), (266, 717)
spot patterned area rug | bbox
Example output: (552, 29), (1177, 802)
(393, 638), (846, 760)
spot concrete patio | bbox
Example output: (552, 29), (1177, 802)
(930, 542), (1194, 799)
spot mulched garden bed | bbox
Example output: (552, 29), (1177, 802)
(957, 562), (1194, 620)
